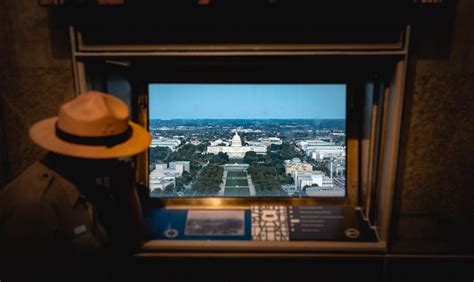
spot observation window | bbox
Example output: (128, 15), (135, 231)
(147, 83), (346, 198)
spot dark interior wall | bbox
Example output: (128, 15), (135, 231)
(0, 0), (74, 185)
(0, 0), (472, 255)
(393, 0), (474, 253)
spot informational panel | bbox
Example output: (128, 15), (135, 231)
(287, 206), (374, 241)
(145, 206), (377, 242)
(146, 209), (252, 241)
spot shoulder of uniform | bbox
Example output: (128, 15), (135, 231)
(0, 161), (55, 208)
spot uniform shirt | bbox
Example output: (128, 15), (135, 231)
(0, 161), (110, 256)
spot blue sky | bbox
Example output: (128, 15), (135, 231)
(149, 84), (346, 119)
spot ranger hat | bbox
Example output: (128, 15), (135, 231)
(29, 91), (151, 159)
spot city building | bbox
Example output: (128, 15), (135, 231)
(258, 137), (283, 146)
(296, 139), (328, 150)
(150, 137), (182, 151)
(297, 140), (345, 160)
(294, 171), (325, 190)
(332, 132), (346, 137)
(210, 139), (230, 146)
(223, 163), (250, 171)
(231, 128), (262, 133)
(294, 173), (313, 190)
(308, 146), (345, 160)
(149, 175), (175, 191)
(207, 131), (267, 158)
(281, 184), (297, 195)
(284, 158), (313, 175)
(169, 161), (191, 174)
(190, 138), (201, 145)
(326, 158), (346, 177)
(149, 161), (190, 191)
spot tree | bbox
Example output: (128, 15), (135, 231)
(313, 161), (330, 176)
(191, 164), (224, 196)
(243, 151), (259, 165)
(214, 152), (229, 165)
(175, 171), (193, 189)
(218, 152), (229, 161)
(150, 189), (162, 198)
(163, 184), (177, 196)
(196, 141), (210, 152)
(270, 142), (302, 160)
(248, 165), (284, 196)
(150, 146), (172, 164)
(278, 174), (294, 185)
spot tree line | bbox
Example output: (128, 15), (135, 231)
(190, 164), (224, 196)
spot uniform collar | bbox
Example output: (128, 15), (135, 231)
(36, 161), (81, 207)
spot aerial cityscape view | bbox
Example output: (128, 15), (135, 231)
(148, 84), (346, 198)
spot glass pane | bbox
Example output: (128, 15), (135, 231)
(148, 84), (346, 198)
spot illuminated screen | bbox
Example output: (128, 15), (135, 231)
(148, 84), (346, 198)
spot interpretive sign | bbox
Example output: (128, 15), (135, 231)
(145, 206), (377, 242)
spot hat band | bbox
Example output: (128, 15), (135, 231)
(55, 123), (133, 147)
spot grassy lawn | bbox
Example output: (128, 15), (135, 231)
(227, 171), (247, 178)
(224, 188), (250, 196)
(225, 178), (249, 187)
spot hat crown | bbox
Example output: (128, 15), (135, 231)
(57, 92), (129, 137)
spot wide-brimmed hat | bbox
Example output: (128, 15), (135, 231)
(29, 91), (151, 159)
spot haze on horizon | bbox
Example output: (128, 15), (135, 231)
(149, 84), (346, 120)
(149, 118), (346, 120)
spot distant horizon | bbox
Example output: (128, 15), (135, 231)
(149, 118), (346, 120)
(149, 84), (346, 120)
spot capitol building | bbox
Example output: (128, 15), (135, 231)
(207, 132), (267, 158)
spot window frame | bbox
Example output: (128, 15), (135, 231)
(71, 25), (410, 252)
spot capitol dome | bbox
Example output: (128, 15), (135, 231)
(231, 132), (242, 147)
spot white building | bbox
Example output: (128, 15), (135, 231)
(223, 163), (250, 171)
(281, 184), (297, 195)
(258, 137), (283, 146)
(294, 171), (325, 190)
(332, 132), (346, 137)
(326, 158), (346, 177)
(210, 139), (229, 146)
(190, 138), (201, 145)
(284, 158), (313, 175)
(297, 140), (328, 151)
(149, 161), (190, 191)
(169, 161), (191, 174)
(150, 137), (181, 151)
(207, 132), (267, 158)
(308, 146), (345, 160)
(231, 128), (262, 133)
(149, 175), (175, 191)
(297, 140), (345, 160)
(295, 173), (313, 190)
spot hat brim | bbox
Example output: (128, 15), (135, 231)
(29, 117), (151, 159)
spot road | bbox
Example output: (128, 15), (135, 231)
(333, 177), (346, 189)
